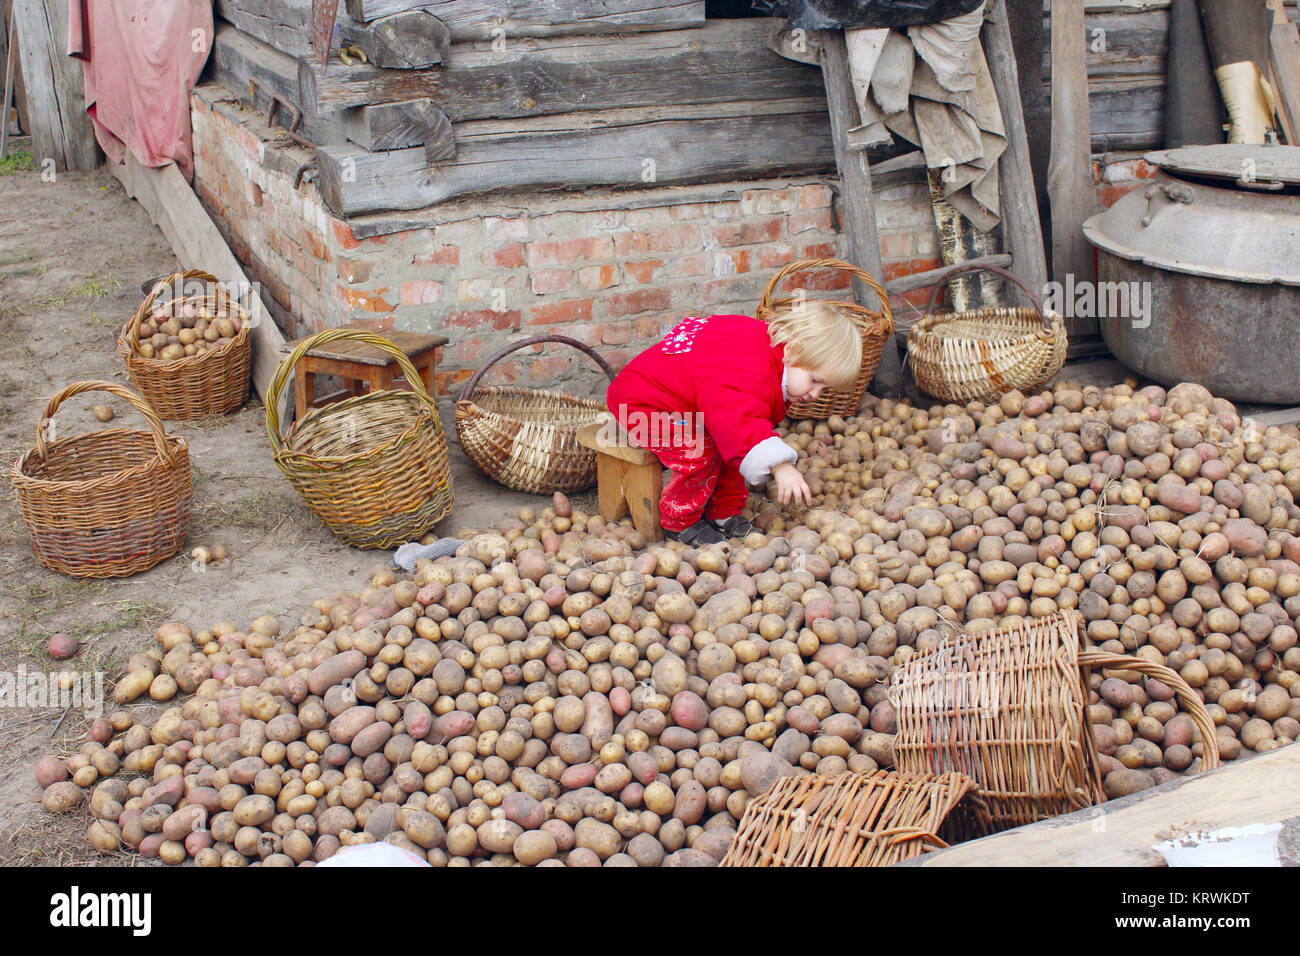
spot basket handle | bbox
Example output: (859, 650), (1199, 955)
(34, 380), (177, 467)
(758, 257), (893, 336)
(922, 262), (1053, 332)
(457, 334), (615, 404)
(1078, 649), (1221, 772)
(265, 328), (435, 454)
(126, 269), (223, 346)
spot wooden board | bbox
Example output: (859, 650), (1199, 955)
(299, 20), (826, 116)
(107, 152), (289, 421)
(1269, 0), (1300, 142)
(11, 0), (98, 170)
(344, 0), (705, 36)
(314, 97), (837, 217)
(906, 744), (1300, 867)
(282, 328), (448, 364)
(341, 98), (452, 153)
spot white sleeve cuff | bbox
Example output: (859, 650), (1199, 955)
(740, 436), (798, 485)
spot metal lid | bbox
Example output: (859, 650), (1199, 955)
(1144, 144), (1300, 189)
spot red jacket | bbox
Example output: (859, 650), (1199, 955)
(606, 314), (787, 468)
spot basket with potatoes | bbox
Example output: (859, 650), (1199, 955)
(117, 269), (252, 420)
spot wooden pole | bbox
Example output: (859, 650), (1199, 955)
(1, 7), (14, 158)
(1048, 0), (1097, 326)
(11, 0), (98, 170)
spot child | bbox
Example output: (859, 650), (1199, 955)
(605, 302), (863, 545)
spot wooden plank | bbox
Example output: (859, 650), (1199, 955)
(11, 0), (98, 170)
(299, 20), (825, 116)
(314, 97), (837, 217)
(1088, 81), (1164, 150)
(1268, 0), (1300, 143)
(107, 152), (289, 420)
(1050, 0), (1099, 337)
(984, 0), (1049, 302)
(907, 744), (1300, 867)
(344, 0), (705, 37)
(341, 98), (452, 153)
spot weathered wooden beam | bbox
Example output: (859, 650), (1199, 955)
(314, 98), (836, 217)
(344, 0), (705, 37)
(366, 11), (450, 68)
(341, 98), (453, 154)
(299, 20), (825, 117)
(885, 254), (1014, 295)
(11, 0), (98, 170)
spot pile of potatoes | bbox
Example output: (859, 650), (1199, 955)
(37, 378), (1300, 865)
(133, 295), (243, 361)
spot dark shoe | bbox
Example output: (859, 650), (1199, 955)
(667, 519), (727, 545)
(712, 515), (757, 538)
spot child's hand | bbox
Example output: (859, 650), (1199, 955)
(772, 462), (811, 506)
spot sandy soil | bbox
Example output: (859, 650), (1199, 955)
(0, 155), (577, 864)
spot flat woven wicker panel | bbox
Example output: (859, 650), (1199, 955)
(889, 612), (1103, 830)
(275, 391), (453, 549)
(721, 769), (989, 867)
(456, 386), (608, 494)
(906, 307), (1068, 405)
(13, 429), (192, 577)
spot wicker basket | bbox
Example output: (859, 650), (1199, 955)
(117, 269), (252, 420)
(11, 381), (192, 577)
(266, 328), (454, 549)
(455, 335), (615, 494)
(906, 262), (1068, 405)
(889, 611), (1220, 831)
(721, 769), (990, 867)
(755, 258), (894, 420)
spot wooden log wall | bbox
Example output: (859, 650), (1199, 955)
(11, 0), (98, 170)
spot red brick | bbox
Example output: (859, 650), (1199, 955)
(712, 217), (783, 247)
(452, 337), (485, 362)
(634, 316), (667, 339)
(304, 229), (330, 262)
(698, 277), (767, 307)
(884, 257), (943, 281)
(345, 314), (396, 331)
(331, 220), (361, 250)
(488, 217), (529, 241)
(530, 270), (573, 295)
(647, 225), (700, 252)
(528, 356), (571, 381)
(613, 232), (650, 257)
(526, 237), (613, 268)
(413, 246), (460, 267)
(669, 203), (709, 220)
(789, 209), (833, 234)
(786, 270), (851, 293)
(480, 361), (521, 386)
(578, 264), (619, 290)
(797, 184), (833, 209)
(336, 285), (395, 312)
(878, 232), (915, 259)
(401, 280), (444, 306)
(625, 259), (664, 284)
(490, 242), (526, 268)
(599, 322), (633, 345)
(675, 252), (709, 276)
(713, 250), (751, 275)
(446, 308), (522, 331)
(529, 298), (594, 325)
(337, 256), (372, 285)
(434, 368), (475, 396)
(603, 288), (670, 318)
(799, 242), (838, 260)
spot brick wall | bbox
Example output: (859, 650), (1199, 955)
(191, 86), (947, 397)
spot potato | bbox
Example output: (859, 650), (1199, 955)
(112, 669), (156, 704)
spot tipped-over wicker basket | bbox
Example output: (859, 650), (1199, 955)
(722, 769), (990, 867)
(118, 269), (252, 420)
(755, 258), (894, 420)
(455, 335), (615, 495)
(266, 328), (453, 549)
(906, 262), (1068, 404)
(11, 381), (192, 577)
(889, 611), (1219, 831)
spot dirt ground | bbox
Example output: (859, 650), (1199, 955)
(0, 151), (585, 864)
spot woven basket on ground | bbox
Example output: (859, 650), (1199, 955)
(455, 335), (614, 495)
(755, 258), (894, 420)
(11, 381), (192, 577)
(906, 262), (1068, 404)
(117, 269), (252, 420)
(266, 328), (453, 549)
(721, 769), (990, 867)
(889, 611), (1219, 831)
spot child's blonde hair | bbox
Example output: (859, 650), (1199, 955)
(767, 300), (862, 391)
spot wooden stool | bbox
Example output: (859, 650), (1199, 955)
(281, 324), (450, 421)
(577, 419), (664, 542)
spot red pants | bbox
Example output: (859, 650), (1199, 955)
(613, 402), (747, 533)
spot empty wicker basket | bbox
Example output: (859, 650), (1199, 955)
(455, 335), (614, 495)
(889, 611), (1219, 831)
(906, 262), (1068, 404)
(722, 769), (990, 867)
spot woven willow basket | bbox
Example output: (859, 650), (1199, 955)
(12, 381), (192, 577)
(722, 770), (990, 867)
(906, 262), (1068, 404)
(266, 328), (454, 549)
(455, 335), (614, 495)
(118, 270), (252, 420)
(756, 258), (894, 420)
(889, 611), (1219, 831)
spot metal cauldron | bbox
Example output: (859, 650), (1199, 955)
(1083, 144), (1300, 404)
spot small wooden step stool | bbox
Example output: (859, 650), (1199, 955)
(576, 418), (664, 542)
(280, 323), (450, 421)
